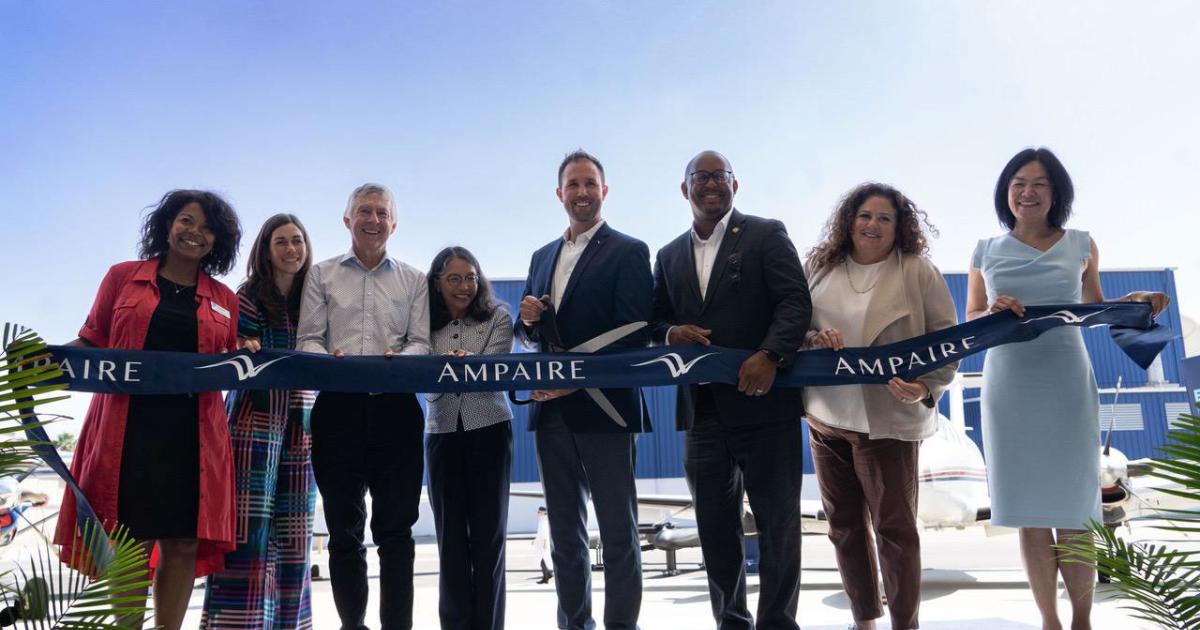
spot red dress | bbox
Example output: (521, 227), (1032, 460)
(54, 258), (239, 577)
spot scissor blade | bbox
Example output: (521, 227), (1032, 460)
(569, 321), (648, 353)
(584, 388), (628, 428)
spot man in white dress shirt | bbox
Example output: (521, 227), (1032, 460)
(516, 150), (654, 630)
(297, 182), (430, 630)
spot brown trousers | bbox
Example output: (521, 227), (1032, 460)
(808, 420), (921, 630)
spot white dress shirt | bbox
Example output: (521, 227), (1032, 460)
(296, 250), (431, 356)
(691, 210), (733, 300)
(551, 219), (606, 309)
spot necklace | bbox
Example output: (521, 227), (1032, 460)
(844, 258), (881, 294)
(159, 275), (193, 295)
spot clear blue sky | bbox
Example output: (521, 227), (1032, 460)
(3, 1), (1197, 429)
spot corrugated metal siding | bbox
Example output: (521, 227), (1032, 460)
(492, 270), (1186, 482)
(1099, 403), (1145, 431)
(490, 280), (537, 480)
(491, 280), (525, 328)
(510, 407), (540, 482)
(1100, 391), (1186, 460)
(941, 274), (981, 373)
(635, 386), (687, 478)
(1166, 403), (1192, 430)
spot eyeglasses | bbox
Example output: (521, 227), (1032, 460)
(442, 274), (479, 288)
(688, 170), (734, 185)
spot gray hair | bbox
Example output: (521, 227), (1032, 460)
(344, 182), (395, 218)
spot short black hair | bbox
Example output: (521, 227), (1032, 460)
(993, 147), (1075, 230)
(557, 149), (605, 186)
(427, 246), (503, 331)
(138, 190), (242, 276)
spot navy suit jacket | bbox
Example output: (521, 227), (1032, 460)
(516, 222), (654, 433)
(651, 209), (812, 429)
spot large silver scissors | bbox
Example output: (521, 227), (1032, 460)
(510, 298), (646, 428)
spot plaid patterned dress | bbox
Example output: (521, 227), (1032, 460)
(202, 288), (317, 629)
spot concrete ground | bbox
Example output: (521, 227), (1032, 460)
(2, 479), (1176, 629)
(172, 523), (1174, 629)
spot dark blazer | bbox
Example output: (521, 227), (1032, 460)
(651, 209), (812, 429)
(516, 222), (654, 433)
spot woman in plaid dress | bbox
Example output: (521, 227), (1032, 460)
(202, 214), (318, 629)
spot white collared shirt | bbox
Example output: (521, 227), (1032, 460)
(296, 250), (431, 356)
(691, 210), (733, 300)
(551, 219), (605, 309)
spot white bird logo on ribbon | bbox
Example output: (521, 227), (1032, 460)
(195, 354), (292, 381)
(631, 352), (719, 378)
(1019, 307), (1114, 326)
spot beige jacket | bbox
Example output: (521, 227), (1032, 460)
(803, 250), (959, 440)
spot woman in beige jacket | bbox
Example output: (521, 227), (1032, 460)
(802, 183), (959, 630)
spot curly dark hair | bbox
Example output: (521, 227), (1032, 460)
(242, 214), (313, 327)
(993, 147), (1074, 230)
(427, 246), (502, 332)
(806, 182), (938, 271)
(138, 190), (242, 276)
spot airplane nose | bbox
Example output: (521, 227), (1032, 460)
(1099, 446), (1130, 493)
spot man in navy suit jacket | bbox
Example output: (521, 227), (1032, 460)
(651, 151), (811, 630)
(516, 150), (653, 630)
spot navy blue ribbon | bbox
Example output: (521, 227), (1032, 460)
(41, 303), (1167, 395)
(21, 408), (113, 570)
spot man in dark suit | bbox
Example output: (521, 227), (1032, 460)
(651, 151), (811, 630)
(517, 150), (653, 630)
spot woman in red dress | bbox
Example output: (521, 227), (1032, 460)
(54, 190), (242, 629)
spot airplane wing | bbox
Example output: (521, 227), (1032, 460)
(1123, 471), (1198, 519)
(514, 489), (832, 531)
(800, 498), (828, 534)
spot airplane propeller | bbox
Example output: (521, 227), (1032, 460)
(1102, 376), (1122, 457)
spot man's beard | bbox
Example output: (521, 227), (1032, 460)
(566, 198), (601, 223)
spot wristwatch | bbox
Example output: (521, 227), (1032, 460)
(759, 348), (785, 366)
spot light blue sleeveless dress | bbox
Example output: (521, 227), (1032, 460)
(972, 228), (1101, 529)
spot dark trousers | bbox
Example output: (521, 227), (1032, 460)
(685, 394), (803, 630)
(311, 392), (425, 630)
(535, 429), (642, 630)
(808, 420), (921, 630)
(427, 420), (513, 630)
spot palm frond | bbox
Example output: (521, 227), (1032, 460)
(1058, 412), (1200, 628)
(1061, 523), (1200, 629)
(0, 322), (151, 628)
(0, 522), (151, 629)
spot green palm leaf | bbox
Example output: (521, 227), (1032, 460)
(0, 323), (150, 628)
(2, 522), (151, 629)
(1059, 413), (1200, 628)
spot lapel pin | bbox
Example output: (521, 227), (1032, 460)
(732, 226), (740, 234)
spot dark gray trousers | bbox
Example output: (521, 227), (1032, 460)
(535, 429), (642, 630)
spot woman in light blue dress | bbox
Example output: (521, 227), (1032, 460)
(966, 147), (1169, 630)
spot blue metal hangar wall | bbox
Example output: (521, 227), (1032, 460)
(488, 269), (1188, 481)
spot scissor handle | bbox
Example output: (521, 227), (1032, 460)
(508, 390), (535, 406)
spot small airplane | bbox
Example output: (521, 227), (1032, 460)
(0, 470), (50, 547)
(513, 375), (1187, 575)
